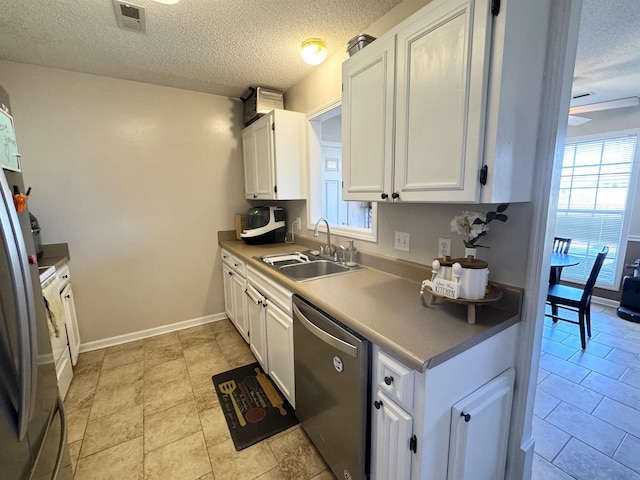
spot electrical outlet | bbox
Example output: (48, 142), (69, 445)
(295, 217), (302, 230)
(439, 238), (451, 257)
(394, 231), (410, 252)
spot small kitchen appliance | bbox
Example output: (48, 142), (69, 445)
(617, 259), (640, 323)
(241, 87), (284, 126)
(240, 206), (286, 244)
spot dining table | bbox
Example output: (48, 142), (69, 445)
(549, 252), (581, 284)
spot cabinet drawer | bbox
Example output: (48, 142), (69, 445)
(376, 350), (414, 411)
(247, 266), (292, 315)
(221, 249), (246, 276)
(56, 264), (70, 288)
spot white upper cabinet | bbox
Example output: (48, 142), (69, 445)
(242, 109), (306, 200)
(342, 35), (396, 201)
(342, 0), (546, 203)
(394, 0), (491, 202)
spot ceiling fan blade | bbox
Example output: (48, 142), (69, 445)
(569, 96), (640, 115)
(567, 115), (591, 126)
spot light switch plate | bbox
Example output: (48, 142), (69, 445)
(394, 231), (410, 252)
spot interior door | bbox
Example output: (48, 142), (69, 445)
(321, 143), (348, 226)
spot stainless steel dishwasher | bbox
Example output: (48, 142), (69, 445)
(292, 295), (370, 480)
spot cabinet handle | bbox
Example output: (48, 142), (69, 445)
(460, 411), (471, 422)
(380, 193), (388, 200)
(384, 376), (394, 385)
(374, 400), (383, 410)
(391, 192), (399, 200)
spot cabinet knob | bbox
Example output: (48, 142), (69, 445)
(460, 411), (471, 422)
(381, 193), (388, 200)
(65, 294), (71, 299)
(391, 192), (400, 200)
(374, 400), (383, 410)
(228, 271), (233, 276)
(384, 376), (394, 385)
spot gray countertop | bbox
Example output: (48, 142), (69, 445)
(220, 240), (521, 372)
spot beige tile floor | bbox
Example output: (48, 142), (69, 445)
(64, 319), (336, 480)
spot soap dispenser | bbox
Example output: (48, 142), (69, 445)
(345, 240), (357, 266)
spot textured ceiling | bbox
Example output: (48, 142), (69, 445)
(1, 1), (638, 104)
(571, 0), (640, 107)
(0, 0), (403, 98)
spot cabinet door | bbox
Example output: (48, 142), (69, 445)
(242, 127), (258, 198)
(447, 368), (515, 480)
(371, 391), (413, 480)
(60, 283), (80, 366)
(231, 272), (249, 343)
(342, 35), (396, 202)
(222, 263), (234, 321)
(246, 285), (268, 371)
(394, 0), (492, 202)
(266, 303), (295, 408)
(253, 115), (276, 199)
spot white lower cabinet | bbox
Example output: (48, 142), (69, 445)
(247, 266), (295, 408)
(371, 324), (519, 480)
(447, 368), (515, 480)
(265, 301), (294, 406)
(372, 391), (413, 480)
(245, 284), (268, 369)
(221, 249), (249, 343)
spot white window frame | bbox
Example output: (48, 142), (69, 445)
(306, 99), (378, 242)
(558, 128), (640, 290)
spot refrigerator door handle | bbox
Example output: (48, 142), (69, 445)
(0, 172), (37, 441)
(52, 396), (68, 478)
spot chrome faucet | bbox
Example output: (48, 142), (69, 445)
(313, 217), (333, 256)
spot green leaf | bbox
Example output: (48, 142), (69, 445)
(486, 212), (496, 222)
(472, 218), (484, 225)
(495, 214), (508, 222)
(497, 204), (509, 213)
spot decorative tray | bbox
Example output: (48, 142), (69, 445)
(421, 284), (503, 324)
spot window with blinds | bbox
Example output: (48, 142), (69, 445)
(555, 133), (638, 289)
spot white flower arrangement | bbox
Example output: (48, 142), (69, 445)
(450, 204), (509, 248)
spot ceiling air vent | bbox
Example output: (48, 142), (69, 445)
(112, 0), (146, 33)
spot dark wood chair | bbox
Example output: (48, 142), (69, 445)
(546, 246), (608, 349)
(550, 237), (572, 284)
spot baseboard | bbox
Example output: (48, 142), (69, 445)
(79, 312), (228, 353)
(592, 296), (620, 309)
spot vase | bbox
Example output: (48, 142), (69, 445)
(464, 247), (477, 260)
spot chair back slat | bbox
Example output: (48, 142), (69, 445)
(553, 237), (572, 254)
(582, 246), (609, 301)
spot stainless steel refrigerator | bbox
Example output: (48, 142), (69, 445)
(0, 85), (72, 479)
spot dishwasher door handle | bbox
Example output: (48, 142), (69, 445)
(293, 303), (358, 358)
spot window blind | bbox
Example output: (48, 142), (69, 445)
(555, 134), (637, 287)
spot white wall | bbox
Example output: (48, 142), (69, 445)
(0, 60), (248, 343)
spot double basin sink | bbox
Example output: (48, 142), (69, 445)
(258, 251), (364, 282)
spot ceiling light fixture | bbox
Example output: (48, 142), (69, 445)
(153, 0), (180, 4)
(301, 38), (328, 65)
